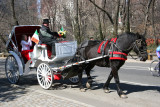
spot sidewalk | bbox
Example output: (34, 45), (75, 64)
(0, 83), (91, 107)
(0, 58), (92, 107)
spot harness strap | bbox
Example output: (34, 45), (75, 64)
(97, 41), (109, 54)
(109, 51), (128, 60)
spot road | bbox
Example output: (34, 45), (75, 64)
(0, 57), (160, 107)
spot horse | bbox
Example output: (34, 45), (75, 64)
(75, 32), (148, 98)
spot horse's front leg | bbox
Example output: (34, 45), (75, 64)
(112, 67), (127, 98)
(85, 70), (93, 89)
(78, 72), (86, 92)
(85, 64), (95, 89)
(103, 71), (113, 93)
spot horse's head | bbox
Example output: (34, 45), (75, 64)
(116, 32), (148, 61)
(132, 33), (148, 61)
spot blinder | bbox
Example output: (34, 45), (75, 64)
(133, 38), (147, 61)
(135, 39), (142, 48)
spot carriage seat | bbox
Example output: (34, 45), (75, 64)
(29, 44), (52, 60)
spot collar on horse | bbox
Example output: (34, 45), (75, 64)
(97, 38), (128, 61)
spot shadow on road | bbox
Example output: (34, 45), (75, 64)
(0, 79), (28, 102)
(90, 81), (160, 94)
(0, 74), (37, 103)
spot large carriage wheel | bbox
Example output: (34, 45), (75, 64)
(69, 75), (79, 84)
(37, 63), (53, 89)
(5, 55), (20, 84)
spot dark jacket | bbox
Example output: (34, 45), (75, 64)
(39, 25), (58, 44)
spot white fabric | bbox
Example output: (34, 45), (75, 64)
(21, 37), (32, 51)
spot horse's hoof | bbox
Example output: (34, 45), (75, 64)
(120, 94), (128, 99)
(86, 82), (91, 89)
(80, 88), (86, 92)
(104, 89), (110, 93)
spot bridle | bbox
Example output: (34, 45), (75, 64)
(132, 39), (147, 56)
(111, 38), (147, 59)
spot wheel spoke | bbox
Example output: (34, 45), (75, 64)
(37, 63), (53, 89)
(5, 55), (20, 84)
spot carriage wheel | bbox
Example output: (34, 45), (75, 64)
(5, 55), (20, 84)
(149, 60), (160, 76)
(69, 75), (79, 84)
(37, 63), (53, 89)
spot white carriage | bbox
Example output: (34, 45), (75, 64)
(5, 25), (79, 89)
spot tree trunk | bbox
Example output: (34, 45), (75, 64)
(125, 0), (130, 33)
(121, 0), (126, 33)
(113, 0), (120, 36)
(102, 0), (107, 38)
(95, 7), (103, 40)
(144, 0), (153, 36)
(151, 0), (157, 45)
(76, 0), (81, 44)
(89, 0), (114, 25)
(11, 0), (19, 25)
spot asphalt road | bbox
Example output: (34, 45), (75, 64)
(0, 57), (160, 107)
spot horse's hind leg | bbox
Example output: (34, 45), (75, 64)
(103, 71), (113, 93)
(78, 72), (86, 92)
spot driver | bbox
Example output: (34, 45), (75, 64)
(156, 45), (160, 75)
(39, 19), (59, 55)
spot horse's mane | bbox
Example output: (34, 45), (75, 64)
(116, 32), (146, 42)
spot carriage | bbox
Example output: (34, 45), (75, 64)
(5, 25), (148, 98)
(5, 25), (82, 89)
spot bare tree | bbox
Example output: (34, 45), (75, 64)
(125, 0), (130, 33)
(11, 0), (19, 25)
(143, 0), (153, 36)
(94, 0), (104, 40)
(89, 0), (114, 25)
(151, 0), (157, 45)
(113, 0), (120, 36)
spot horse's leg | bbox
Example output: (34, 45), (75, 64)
(111, 65), (127, 98)
(103, 71), (113, 93)
(85, 64), (95, 89)
(78, 72), (86, 92)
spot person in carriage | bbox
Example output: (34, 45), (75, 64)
(21, 35), (33, 62)
(39, 19), (59, 56)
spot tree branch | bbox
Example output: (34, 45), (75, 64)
(88, 0), (114, 25)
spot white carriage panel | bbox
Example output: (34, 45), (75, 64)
(55, 41), (77, 59)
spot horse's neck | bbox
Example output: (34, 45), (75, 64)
(116, 36), (136, 53)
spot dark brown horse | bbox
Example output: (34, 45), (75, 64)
(74, 32), (148, 98)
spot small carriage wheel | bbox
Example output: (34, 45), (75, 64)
(37, 63), (53, 89)
(69, 75), (79, 84)
(5, 55), (20, 84)
(149, 60), (159, 76)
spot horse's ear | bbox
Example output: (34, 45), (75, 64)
(136, 32), (141, 39)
